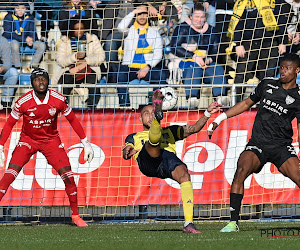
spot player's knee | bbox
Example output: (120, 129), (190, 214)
(173, 165), (190, 184)
(234, 164), (250, 182)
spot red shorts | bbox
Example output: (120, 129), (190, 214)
(10, 135), (71, 172)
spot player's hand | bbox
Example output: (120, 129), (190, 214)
(207, 112), (228, 139)
(81, 138), (94, 163)
(207, 122), (219, 139)
(123, 145), (139, 160)
(207, 101), (222, 114)
(0, 145), (5, 168)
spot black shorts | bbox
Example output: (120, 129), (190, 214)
(244, 140), (298, 169)
(137, 145), (185, 179)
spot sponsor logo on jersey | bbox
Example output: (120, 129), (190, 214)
(285, 95), (295, 105)
(266, 89), (273, 94)
(29, 118), (54, 127)
(262, 98), (288, 115)
(29, 112), (35, 117)
(48, 108), (56, 116)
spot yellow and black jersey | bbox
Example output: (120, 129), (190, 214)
(124, 125), (184, 160)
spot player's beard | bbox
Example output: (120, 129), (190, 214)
(143, 123), (150, 130)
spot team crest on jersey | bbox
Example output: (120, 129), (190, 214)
(285, 95), (295, 105)
(48, 108), (56, 116)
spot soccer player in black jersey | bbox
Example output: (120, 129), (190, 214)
(207, 53), (300, 232)
(123, 89), (221, 234)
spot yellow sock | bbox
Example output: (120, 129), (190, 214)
(149, 119), (161, 146)
(180, 181), (194, 222)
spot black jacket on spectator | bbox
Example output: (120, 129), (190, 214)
(233, 0), (291, 45)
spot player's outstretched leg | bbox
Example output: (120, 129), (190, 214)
(220, 151), (260, 232)
(152, 89), (164, 122)
(172, 164), (201, 234)
(149, 89), (164, 146)
(60, 168), (88, 227)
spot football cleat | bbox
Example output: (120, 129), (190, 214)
(152, 89), (164, 122)
(220, 221), (239, 232)
(183, 222), (202, 234)
(71, 215), (88, 227)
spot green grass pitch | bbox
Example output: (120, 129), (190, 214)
(0, 222), (299, 249)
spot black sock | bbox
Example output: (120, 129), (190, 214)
(230, 193), (243, 222)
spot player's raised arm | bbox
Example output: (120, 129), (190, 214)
(207, 97), (255, 139)
(182, 101), (222, 138)
(65, 111), (94, 163)
(122, 133), (139, 160)
(0, 115), (18, 167)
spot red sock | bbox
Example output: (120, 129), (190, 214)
(61, 171), (79, 216)
(0, 168), (20, 201)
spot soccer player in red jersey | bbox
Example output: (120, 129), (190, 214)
(0, 68), (94, 227)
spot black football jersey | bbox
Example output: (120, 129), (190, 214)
(249, 78), (300, 146)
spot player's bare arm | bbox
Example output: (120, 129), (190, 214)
(123, 145), (139, 160)
(207, 97), (255, 138)
(182, 102), (222, 138)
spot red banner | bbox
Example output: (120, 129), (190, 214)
(0, 110), (299, 206)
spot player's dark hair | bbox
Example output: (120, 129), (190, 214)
(280, 53), (300, 67)
(30, 67), (49, 85)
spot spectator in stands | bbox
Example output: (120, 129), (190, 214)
(59, 0), (91, 36)
(28, 0), (59, 43)
(56, 17), (105, 109)
(228, 0), (291, 100)
(285, 0), (300, 50)
(2, 0), (46, 69)
(116, 5), (169, 107)
(0, 36), (19, 108)
(103, 0), (136, 66)
(170, 2), (227, 108)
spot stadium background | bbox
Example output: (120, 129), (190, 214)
(0, 0), (299, 224)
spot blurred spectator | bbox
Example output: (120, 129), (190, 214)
(59, 0), (91, 36)
(170, 2), (227, 107)
(228, 0), (291, 100)
(28, 0), (58, 43)
(2, 0), (46, 69)
(56, 17), (105, 109)
(86, 0), (102, 38)
(203, 0), (216, 27)
(104, 0), (135, 65)
(0, 35), (19, 108)
(116, 5), (169, 107)
(285, 0), (300, 50)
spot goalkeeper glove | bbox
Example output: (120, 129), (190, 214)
(0, 145), (4, 167)
(81, 137), (94, 163)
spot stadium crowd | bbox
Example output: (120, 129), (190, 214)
(0, 0), (299, 109)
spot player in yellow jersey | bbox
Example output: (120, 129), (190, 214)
(123, 89), (222, 233)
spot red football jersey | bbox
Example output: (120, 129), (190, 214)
(11, 89), (72, 140)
